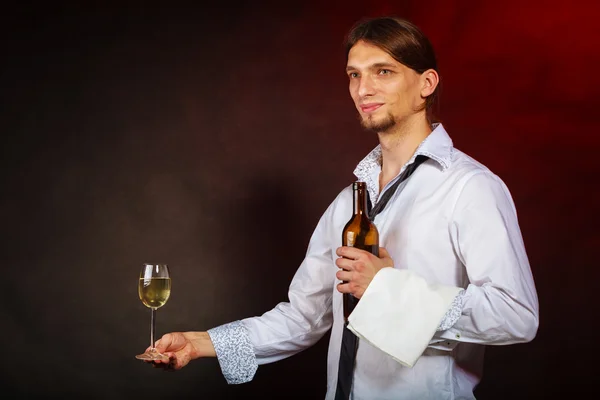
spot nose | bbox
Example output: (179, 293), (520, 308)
(357, 74), (375, 98)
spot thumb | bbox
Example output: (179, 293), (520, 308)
(378, 246), (390, 259)
(155, 333), (177, 353)
(378, 247), (393, 265)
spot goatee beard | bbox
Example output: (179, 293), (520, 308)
(360, 112), (396, 133)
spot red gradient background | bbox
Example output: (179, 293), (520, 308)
(1, 1), (599, 398)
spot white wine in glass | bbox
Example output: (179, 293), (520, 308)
(135, 263), (171, 361)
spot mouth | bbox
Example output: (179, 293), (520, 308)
(359, 103), (383, 114)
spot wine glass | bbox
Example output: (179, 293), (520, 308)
(135, 263), (171, 361)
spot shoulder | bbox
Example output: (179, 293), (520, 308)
(449, 148), (495, 179)
(445, 147), (511, 190)
(449, 148), (516, 212)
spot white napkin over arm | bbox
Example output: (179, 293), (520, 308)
(347, 267), (462, 367)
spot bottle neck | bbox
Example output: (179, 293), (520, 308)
(353, 184), (368, 216)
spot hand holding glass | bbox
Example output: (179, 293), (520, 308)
(135, 263), (171, 361)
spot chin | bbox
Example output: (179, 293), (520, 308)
(361, 114), (396, 133)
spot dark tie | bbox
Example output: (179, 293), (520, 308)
(334, 155), (428, 400)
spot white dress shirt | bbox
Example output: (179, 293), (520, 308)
(208, 124), (539, 399)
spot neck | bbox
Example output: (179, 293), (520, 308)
(377, 114), (431, 190)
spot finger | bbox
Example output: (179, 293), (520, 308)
(336, 270), (352, 282)
(337, 282), (351, 294)
(151, 360), (172, 370)
(336, 246), (366, 259)
(155, 356), (171, 364)
(335, 257), (354, 271)
(164, 345), (196, 370)
(150, 351), (176, 368)
(172, 352), (191, 370)
(164, 356), (178, 371)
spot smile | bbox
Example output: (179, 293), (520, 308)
(360, 103), (383, 113)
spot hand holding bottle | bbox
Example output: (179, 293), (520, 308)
(335, 246), (393, 299)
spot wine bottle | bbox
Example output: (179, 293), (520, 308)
(341, 181), (379, 322)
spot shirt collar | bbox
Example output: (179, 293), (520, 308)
(353, 123), (454, 183)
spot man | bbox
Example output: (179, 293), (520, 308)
(146, 16), (539, 399)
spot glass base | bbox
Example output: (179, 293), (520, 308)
(135, 348), (169, 362)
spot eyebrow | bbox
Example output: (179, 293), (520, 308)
(345, 62), (398, 72)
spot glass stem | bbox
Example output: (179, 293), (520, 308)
(150, 308), (157, 350)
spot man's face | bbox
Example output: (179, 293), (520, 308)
(346, 40), (424, 133)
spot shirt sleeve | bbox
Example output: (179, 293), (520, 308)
(207, 321), (257, 384)
(239, 194), (340, 365)
(437, 171), (539, 345)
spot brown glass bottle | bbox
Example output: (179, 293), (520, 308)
(341, 181), (379, 322)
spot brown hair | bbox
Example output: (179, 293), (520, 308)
(345, 17), (440, 118)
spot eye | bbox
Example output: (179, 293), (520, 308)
(348, 72), (359, 79)
(379, 69), (391, 75)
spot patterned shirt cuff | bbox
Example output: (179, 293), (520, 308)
(436, 290), (465, 331)
(207, 320), (258, 384)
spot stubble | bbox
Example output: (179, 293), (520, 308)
(359, 112), (396, 134)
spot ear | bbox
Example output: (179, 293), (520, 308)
(420, 69), (439, 98)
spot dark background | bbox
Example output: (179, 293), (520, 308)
(2, 1), (599, 398)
